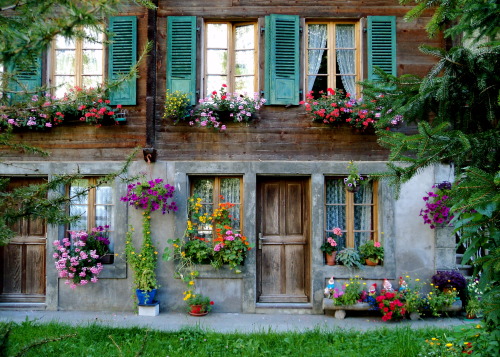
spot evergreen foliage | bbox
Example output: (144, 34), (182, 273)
(365, 0), (500, 331)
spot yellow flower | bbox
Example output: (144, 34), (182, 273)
(431, 338), (437, 341)
(131, 252), (135, 255)
(476, 324), (482, 329)
(173, 244), (179, 248)
(445, 343), (453, 347)
(183, 294), (191, 301)
(405, 275), (410, 278)
(415, 279), (420, 282)
(154, 251), (158, 255)
(188, 281), (194, 285)
(345, 284), (349, 287)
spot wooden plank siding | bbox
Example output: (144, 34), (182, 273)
(1, 0), (442, 162)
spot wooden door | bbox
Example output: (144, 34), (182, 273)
(0, 178), (46, 303)
(257, 177), (310, 303)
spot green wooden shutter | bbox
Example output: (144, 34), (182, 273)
(367, 16), (397, 80)
(108, 16), (137, 105)
(167, 16), (197, 105)
(264, 14), (300, 105)
(8, 56), (42, 101)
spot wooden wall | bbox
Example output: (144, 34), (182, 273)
(1, 0), (442, 162)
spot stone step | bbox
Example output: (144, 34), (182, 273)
(0, 302), (46, 310)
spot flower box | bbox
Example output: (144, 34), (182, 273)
(323, 298), (371, 319)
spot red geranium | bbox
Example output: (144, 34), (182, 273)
(376, 291), (406, 321)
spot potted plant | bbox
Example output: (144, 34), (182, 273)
(376, 291), (406, 321)
(320, 227), (342, 265)
(185, 293), (214, 316)
(359, 240), (384, 266)
(163, 89), (191, 123)
(121, 178), (178, 306)
(431, 270), (467, 293)
(335, 248), (363, 268)
(344, 161), (366, 192)
(52, 236), (104, 289)
(73, 225), (114, 264)
(420, 181), (454, 229)
(331, 276), (364, 306)
(465, 278), (483, 319)
(188, 84), (266, 131)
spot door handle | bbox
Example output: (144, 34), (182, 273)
(258, 232), (266, 249)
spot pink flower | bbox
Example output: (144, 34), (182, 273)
(374, 242), (381, 248)
(332, 227), (343, 236)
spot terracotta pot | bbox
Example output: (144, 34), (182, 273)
(465, 313), (476, 320)
(326, 252), (337, 266)
(365, 258), (379, 266)
(189, 305), (208, 316)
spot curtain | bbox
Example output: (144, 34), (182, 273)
(335, 25), (356, 96)
(325, 179), (346, 249)
(354, 183), (373, 248)
(307, 24), (327, 92)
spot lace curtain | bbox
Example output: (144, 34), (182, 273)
(307, 24), (327, 92)
(325, 179), (373, 249)
(335, 25), (356, 96)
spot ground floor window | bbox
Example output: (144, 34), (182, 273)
(325, 178), (378, 249)
(68, 177), (114, 250)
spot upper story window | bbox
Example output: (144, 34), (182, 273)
(52, 27), (104, 98)
(325, 178), (378, 250)
(306, 22), (360, 98)
(205, 22), (257, 96)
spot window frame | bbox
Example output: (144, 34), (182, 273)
(50, 27), (106, 97)
(324, 177), (378, 248)
(66, 176), (115, 250)
(203, 21), (258, 98)
(189, 176), (244, 235)
(305, 20), (362, 97)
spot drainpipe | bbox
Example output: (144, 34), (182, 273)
(143, 0), (158, 163)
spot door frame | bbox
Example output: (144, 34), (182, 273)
(256, 176), (311, 303)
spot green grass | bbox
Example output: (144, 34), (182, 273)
(0, 320), (456, 357)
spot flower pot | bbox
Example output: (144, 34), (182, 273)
(136, 288), (157, 305)
(346, 185), (361, 193)
(465, 313), (477, 320)
(365, 258), (379, 266)
(409, 312), (421, 321)
(326, 252), (337, 266)
(188, 305), (208, 316)
(98, 253), (114, 264)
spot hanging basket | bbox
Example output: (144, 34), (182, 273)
(346, 185), (361, 193)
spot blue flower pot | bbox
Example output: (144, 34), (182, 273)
(136, 289), (157, 305)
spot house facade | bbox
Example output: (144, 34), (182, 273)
(0, 0), (457, 314)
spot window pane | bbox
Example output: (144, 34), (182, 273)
(354, 232), (370, 249)
(96, 186), (112, 204)
(206, 75), (227, 95)
(235, 76), (254, 94)
(206, 49), (228, 74)
(354, 205), (372, 231)
(220, 178), (241, 228)
(207, 24), (228, 48)
(235, 25), (254, 50)
(326, 179), (345, 204)
(336, 50), (355, 74)
(55, 35), (75, 49)
(95, 205), (112, 227)
(55, 50), (75, 75)
(83, 27), (103, 49)
(308, 24), (328, 48)
(308, 75), (327, 97)
(354, 183), (372, 204)
(308, 50), (328, 75)
(82, 75), (102, 88)
(82, 49), (103, 75)
(326, 205), (345, 232)
(235, 50), (254, 75)
(335, 24), (355, 48)
(69, 205), (87, 231)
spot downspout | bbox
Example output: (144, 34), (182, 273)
(143, 0), (158, 163)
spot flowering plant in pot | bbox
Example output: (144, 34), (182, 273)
(320, 227), (342, 265)
(163, 89), (191, 123)
(359, 240), (384, 265)
(420, 181), (454, 229)
(189, 84), (266, 131)
(184, 293), (214, 315)
(431, 270), (467, 292)
(121, 178), (178, 305)
(344, 161), (366, 192)
(52, 236), (104, 289)
(331, 276), (364, 306)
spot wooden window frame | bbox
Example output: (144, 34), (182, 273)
(50, 26), (105, 96)
(67, 177), (114, 233)
(189, 176), (244, 233)
(305, 21), (361, 96)
(324, 177), (378, 248)
(204, 21), (258, 97)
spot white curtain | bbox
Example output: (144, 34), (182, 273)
(354, 183), (373, 248)
(335, 25), (356, 96)
(307, 24), (327, 92)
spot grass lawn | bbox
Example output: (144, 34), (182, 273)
(0, 320), (475, 357)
